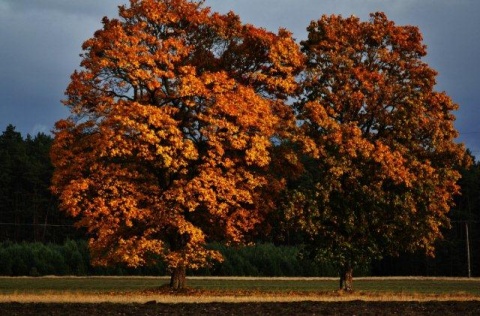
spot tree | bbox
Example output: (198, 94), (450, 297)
(0, 125), (28, 241)
(450, 151), (480, 276)
(454, 151), (480, 224)
(25, 133), (59, 242)
(51, 0), (302, 289)
(287, 13), (469, 291)
(372, 151), (480, 277)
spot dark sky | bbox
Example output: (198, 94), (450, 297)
(1, 0), (478, 157)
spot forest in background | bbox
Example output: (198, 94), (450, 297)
(0, 124), (479, 277)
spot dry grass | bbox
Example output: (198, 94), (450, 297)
(1, 291), (478, 304)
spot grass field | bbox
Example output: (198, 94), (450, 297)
(0, 276), (479, 303)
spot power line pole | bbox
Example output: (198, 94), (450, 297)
(466, 222), (471, 278)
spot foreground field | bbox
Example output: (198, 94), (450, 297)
(1, 301), (480, 316)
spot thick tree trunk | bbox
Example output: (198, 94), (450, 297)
(169, 265), (186, 290)
(339, 265), (353, 292)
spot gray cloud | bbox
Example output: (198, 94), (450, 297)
(2, 0), (122, 16)
(1, 0), (478, 157)
(0, 0), (120, 135)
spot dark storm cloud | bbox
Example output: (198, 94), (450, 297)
(1, 0), (478, 157)
(2, 0), (121, 16)
(0, 1), (120, 135)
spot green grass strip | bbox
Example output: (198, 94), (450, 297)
(0, 277), (479, 296)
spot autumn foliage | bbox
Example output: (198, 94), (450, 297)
(51, 0), (302, 289)
(52, 0), (467, 291)
(287, 13), (468, 290)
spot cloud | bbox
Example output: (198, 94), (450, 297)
(1, 0), (122, 17)
(0, 1), (121, 137)
(31, 124), (51, 136)
(205, 0), (415, 36)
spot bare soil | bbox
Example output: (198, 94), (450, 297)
(2, 301), (480, 316)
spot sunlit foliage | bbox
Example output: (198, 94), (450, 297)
(51, 0), (302, 288)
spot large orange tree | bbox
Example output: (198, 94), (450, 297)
(288, 13), (468, 290)
(51, 0), (302, 289)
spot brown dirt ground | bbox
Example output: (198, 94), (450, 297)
(1, 301), (480, 316)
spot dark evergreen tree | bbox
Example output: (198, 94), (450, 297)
(449, 151), (480, 276)
(0, 125), (29, 241)
(0, 125), (77, 243)
(25, 133), (63, 242)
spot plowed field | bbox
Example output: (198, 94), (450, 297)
(2, 301), (480, 316)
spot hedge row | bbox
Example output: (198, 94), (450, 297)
(0, 240), (369, 277)
(199, 243), (345, 277)
(0, 240), (165, 276)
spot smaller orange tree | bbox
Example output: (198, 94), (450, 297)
(51, 0), (302, 289)
(287, 12), (469, 291)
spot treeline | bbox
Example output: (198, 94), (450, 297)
(0, 240), (367, 277)
(0, 124), (479, 276)
(0, 237), (475, 277)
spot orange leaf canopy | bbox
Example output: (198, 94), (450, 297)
(51, 0), (303, 270)
(290, 13), (468, 268)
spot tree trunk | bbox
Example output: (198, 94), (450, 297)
(339, 265), (353, 292)
(169, 265), (186, 290)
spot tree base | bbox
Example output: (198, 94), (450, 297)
(169, 266), (186, 290)
(339, 266), (353, 292)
